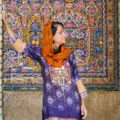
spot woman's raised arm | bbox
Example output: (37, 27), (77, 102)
(2, 5), (26, 53)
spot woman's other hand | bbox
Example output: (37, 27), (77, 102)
(81, 100), (87, 120)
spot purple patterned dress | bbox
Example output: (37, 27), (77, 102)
(23, 43), (86, 120)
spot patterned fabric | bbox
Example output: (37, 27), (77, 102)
(22, 44), (87, 120)
(49, 61), (72, 93)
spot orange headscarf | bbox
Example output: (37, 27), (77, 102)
(41, 21), (72, 67)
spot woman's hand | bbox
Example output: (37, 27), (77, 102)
(1, 4), (15, 39)
(81, 100), (87, 120)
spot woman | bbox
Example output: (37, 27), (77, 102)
(2, 5), (88, 120)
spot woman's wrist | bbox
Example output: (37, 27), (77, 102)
(81, 99), (86, 104)
(80, 89), (88, 100)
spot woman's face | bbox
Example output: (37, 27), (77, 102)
(53, 25), (67, 46)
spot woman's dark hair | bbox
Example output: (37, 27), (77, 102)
(51, 21), (64, 36)
(51, 21), (64, 54)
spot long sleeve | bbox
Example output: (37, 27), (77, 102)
(22, 43), (41, 62)
(70, 52), (88, 100)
